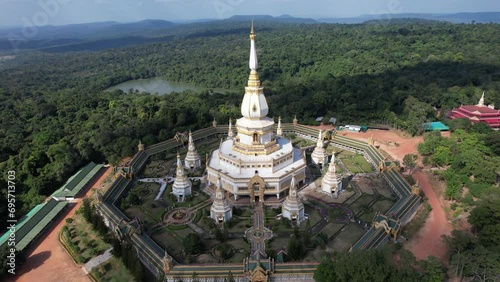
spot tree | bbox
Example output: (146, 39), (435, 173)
(420, 256), (445, 282)
(182, 233), (203, 255)
(403, 154), (418, 175)
(287, 234), (305, 261)
(314, 257), (337, 282)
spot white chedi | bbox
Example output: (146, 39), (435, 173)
(210, 174), (233, 223)
(321, 154), (343, 198)
(184, 131), (201, 170)
(282, 174), (305, 224)
(172, 153), (192, 202)
(205, 22), (307, 203)
(311, 130), (328, 165)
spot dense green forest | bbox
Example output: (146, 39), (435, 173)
(0, 20), (499, 231)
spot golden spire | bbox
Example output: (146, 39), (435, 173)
(248, 20), (260, 87)
(250, 19), (255, 39)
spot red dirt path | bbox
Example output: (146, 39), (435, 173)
(313, 125), (452, 261)
(10, 166), (112, 282)
(406, 171), (452, 261)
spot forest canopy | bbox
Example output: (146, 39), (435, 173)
(0, 20), (499, 228)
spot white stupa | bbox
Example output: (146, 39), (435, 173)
(281, 174), (305, 224)
(276, 116), (283, 137)
(210, 174), (233, 223)
(311, 130), (328, 165)
(172, 153), (192, 202)
(321, 153), (343, 198)
(206, 22), (307, 203)
(227, 118), (234, 140)
(184, 131), (201, 170)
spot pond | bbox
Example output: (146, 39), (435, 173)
(105, 77), (232, 95)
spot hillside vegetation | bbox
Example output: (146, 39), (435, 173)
(0, 20), (499, 229)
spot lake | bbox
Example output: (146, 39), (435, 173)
(105, 77), (231, 95)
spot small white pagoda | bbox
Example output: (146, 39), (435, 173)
(282, 174), (305, 224)
(311, 130), (328, 166)
(276, 116), (283, 137)
(321, 154), (343, 198)
(227, 118), (234, 140)
(184, 131), (201, 170)
(172, 153), (192, 202)
(210, 174), (233, 223)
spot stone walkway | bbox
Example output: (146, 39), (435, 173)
(246, 203), (273, 257)
(82, 248), (113, 274)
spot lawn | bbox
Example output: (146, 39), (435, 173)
(359, 210), (376, 223)
(91, 257), (134, 282)
(371, 199), (396, 214)
(349, 194), (374, 215)
(63, 213), (110, 264)
(333, 148), (374, 174)
(151, 228), (185, 261)
(327, 223), (366, 252)
(304, 204), (323, 227)
(321, 222), (346, 238)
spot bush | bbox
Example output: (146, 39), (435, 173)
(193, 209), (202, 223)
(168, 224), (188, 230)
(77, 255), (86, 263)
(65, 218), (74, 224)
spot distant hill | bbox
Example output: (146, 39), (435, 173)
(0, 19), (176, 40)
(318, 12), (500, 24)
(0, 12), (498, 54)
(227, 14), (317, 24)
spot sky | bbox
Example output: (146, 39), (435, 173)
(0, 0), (499, 27)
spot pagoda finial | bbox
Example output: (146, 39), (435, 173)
(176, 152), (182, 166)
(316, 130), (324, 148)
(248, 21), (259, 74)
(478, 91), (485, 107)
(329, 153), (336, 173)
(228, 118), (234, 139)
(277, 116), (283, 136)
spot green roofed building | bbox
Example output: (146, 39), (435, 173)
(424, 121), (449, 131)
(52, 162), (105, 201)
(0, 199), (68, 252)
(0, 162), (105, 254)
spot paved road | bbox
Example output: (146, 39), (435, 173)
(83, 248), (113, 274)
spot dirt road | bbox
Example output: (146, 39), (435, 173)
(10, 166), (112, 282)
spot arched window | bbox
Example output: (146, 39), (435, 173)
(253, 133), (258, 143)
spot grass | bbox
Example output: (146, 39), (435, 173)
(321, 222), (346, 237)
(230, 219), (252, 233)
(371, 199), (396, 214)
(304, 204), (323, 226)
(225, 238), (250, 263)
(401, 202), (431, 240)
(349, 194), (374, 215)
(151, 228), (185, 261)
(359, 210), (376, 222)
(91, 257), (134, 282)
(63, 213), (110, 264)
(327, 223), (366, 252)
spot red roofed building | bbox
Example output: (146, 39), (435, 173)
(449, 92), (500, 129)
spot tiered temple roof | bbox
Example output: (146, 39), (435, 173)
(449, 92), (500, 129)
